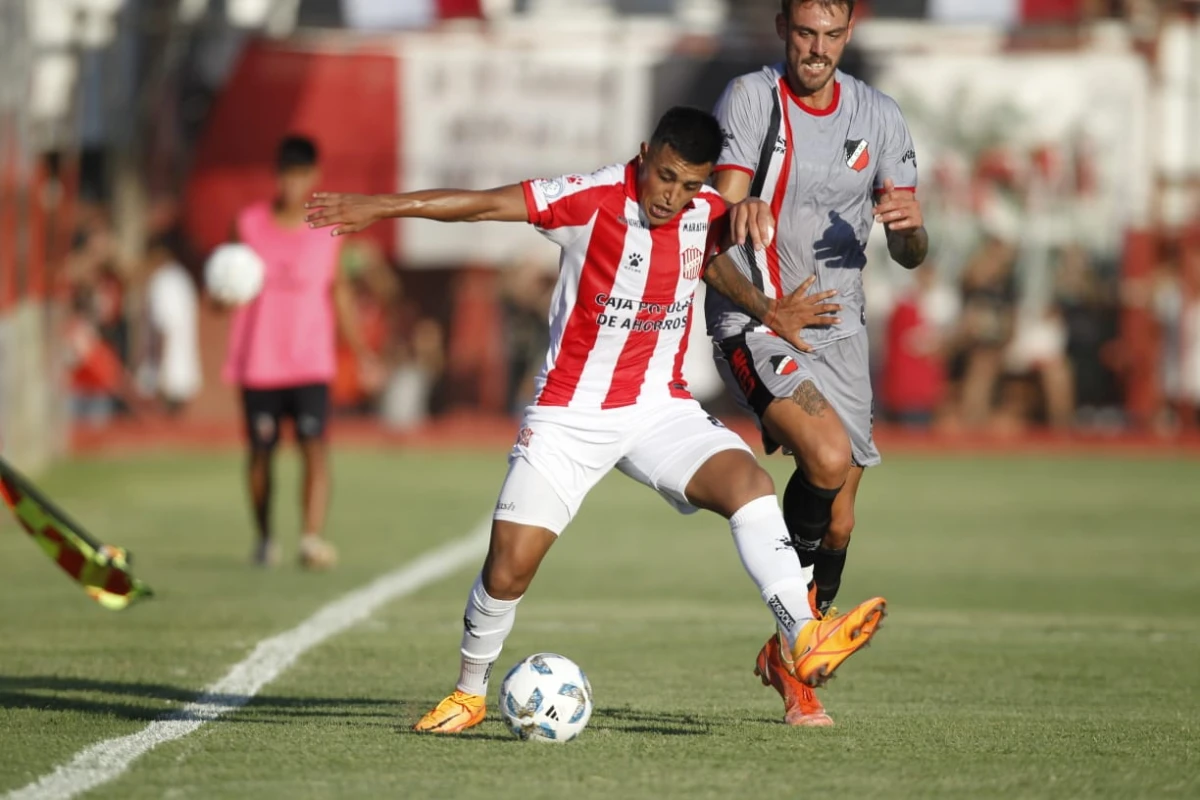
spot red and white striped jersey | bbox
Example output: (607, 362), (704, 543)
(521, 160), (727, 410)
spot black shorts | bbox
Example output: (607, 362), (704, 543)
(240, 383), (330, 450)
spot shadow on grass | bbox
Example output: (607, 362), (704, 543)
(590, 706), (712, 736)
(0, 675), (403, 724)
(1, 678), (716, 737)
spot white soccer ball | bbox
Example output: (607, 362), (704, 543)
(204, 243), (265, 306)
(498, 652), (593, 743)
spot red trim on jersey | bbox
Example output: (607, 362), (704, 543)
(713, 164), (755, 177)
(537, 196), (626, 407)
(781, 77), (841, 117)
(520, 180), (539, 221)
(602, 214), (684, 408)
(873, 186), (916, 194)
(764, 95), (795, 298)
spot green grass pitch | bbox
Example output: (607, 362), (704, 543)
(0, 448), (1197, 799)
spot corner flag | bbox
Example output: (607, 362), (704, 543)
(0, 456), (153, 610)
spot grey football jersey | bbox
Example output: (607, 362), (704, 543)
(706, 64), (919, 346)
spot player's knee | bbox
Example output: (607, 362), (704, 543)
(805, 442), (852, 489)
(686, 449), (775, 517)
(742, 466), (776, 504)
(481, 562), (533, 601)
(300, 440), (329, 467)
(826, 508), (855, 549)
(249, 448), (274, 470)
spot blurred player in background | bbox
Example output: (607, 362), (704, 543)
(222, 135), (382, 569)
(708, 0), (928, 725)
(140, 235), (202, 414)
(306, 106), (887, 734)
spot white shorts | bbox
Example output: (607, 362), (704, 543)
(493, 399), (753, 534)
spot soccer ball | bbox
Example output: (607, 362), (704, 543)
(204, 243), (265, 306)
(498, 653), (593, 743)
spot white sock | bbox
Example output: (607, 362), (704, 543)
(456, 574), (521, 695)
(729, 495), (814, 650)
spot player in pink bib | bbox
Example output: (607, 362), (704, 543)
(223, 136), (380, 570)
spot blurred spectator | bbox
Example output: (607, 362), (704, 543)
(379, 314), (446, 430)
(499, 256), (556, 416)
(332, 240), (395, 414)
(136, 235), (202, 414)
(64, 284), (124, 426)
(1148, 241), (1200, 431)
(1057, 243), (1123, 428)
(880, 264), (960, 428)
(1001, 273), (1075, 431)
(951, 235), (1018, 430)
(331, 238), (448, 430)
(62, 202), (133, 424)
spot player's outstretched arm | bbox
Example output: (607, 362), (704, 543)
(873, 178), (928, 269)
(304, 185), (529, 236)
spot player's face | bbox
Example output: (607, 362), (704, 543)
(777, 1), (854, 95)
(636, 143), (713, 227)
(277, 165), (320, 211)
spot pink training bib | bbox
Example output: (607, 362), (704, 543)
(222, 201), (341, 388)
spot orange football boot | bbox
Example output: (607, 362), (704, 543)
(754, 633), (834, 727)
(783, 596), (887, 688)
(413, 690), (486, 734)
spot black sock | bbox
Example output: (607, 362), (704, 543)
(782, 471), (842, 572)
(813, 546), (848, 614)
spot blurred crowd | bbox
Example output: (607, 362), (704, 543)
(61, 185), (1200, 439)
(61, 190), (1200, 438)
(62, 199), (447, 431)
(866, 166), (1200, 437)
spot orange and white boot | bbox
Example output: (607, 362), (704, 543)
(413, 690), (486, 734)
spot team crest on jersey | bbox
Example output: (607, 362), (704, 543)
(844, 139), (870, 172)
(536, 177), (565, 198)
(516, 427), (534, 447)
(680, 246), (704, 280)
(770, 355), (799, 376)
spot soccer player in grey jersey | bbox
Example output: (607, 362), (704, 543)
(704, 0), (928, 726)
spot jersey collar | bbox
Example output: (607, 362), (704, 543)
(778, 68), (841, 117)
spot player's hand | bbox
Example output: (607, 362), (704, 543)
(357, 352), (387, 395)
(762, 275), (841, 352)
(305, 193), (386, 236)
(729, 198), (775, 252)
(873, 179), (923, 233)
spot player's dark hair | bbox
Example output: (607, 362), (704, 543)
(276, 135), (318, 171)
(781, 0), (855, 18)
(648, 107), (724, 166)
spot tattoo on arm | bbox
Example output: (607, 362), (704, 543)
(791, 380), (830, 417)
(703, 253), (772, 322)
(887, 226), (929, 270)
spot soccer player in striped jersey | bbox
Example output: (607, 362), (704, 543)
(707, 0), (929, 726)
(305, 106), (887, 734)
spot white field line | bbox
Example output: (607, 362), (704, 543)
(7, 519), (491, 800)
